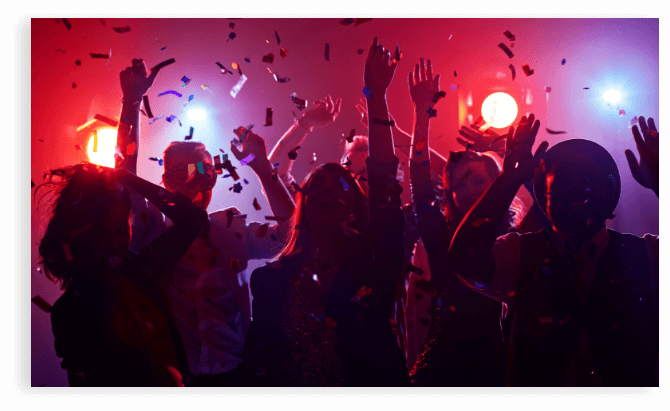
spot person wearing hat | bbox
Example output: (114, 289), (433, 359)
(446, 113), (658, 386)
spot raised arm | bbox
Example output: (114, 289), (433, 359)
(447, 114), (548, 288)
(231, 126), (295, 243)
(625, 116), (659, 198)
(267, 95), (342, 183)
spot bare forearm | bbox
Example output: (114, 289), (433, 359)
(448, 172), (522, 284)
(366, 94), (395, 163)
(268, 123), (310, 178)
(410, 108), (431, 163)
(116, 101), (141, 174)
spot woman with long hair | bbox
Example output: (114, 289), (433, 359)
(240, 38), (411, 386)
(38, 163), (207, 386)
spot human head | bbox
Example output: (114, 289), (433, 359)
(533, 139), (620, 235)
(37, 163), (132, 289)
(442, 150), (522, 227)
(276, 163), (368, 259)
(162, 141), (216, 210)
(341, 136), (369, 195)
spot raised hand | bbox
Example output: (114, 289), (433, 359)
(457, 125), (506, 156)
(356, 97), (369, 128)
(501, 114), (549, 184)
(408, 58), (440, 110)
(120, 59), (157, 103)
(299, 94), (342, 131)
(364, 37), (397, 95)
(230, 126), (271, 172)
(625, 116), (659, 196)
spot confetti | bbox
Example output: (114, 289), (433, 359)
(216, 61), (229, 74)
(113, 26), (131, 33)
(150, 58), (176, 74)
(272, 72), (290, 83)
(62, 18), (72, 30)
(149, 115), (164, 124)
(94, 114), (119, 127)
(75, 60), (82, 66)
(89, 52), (109, 59)
(184, 94), (194, 107)
(239, 154), (255, 166)
(619, 109), (626, 116)
(290, 93), (307, 110)
(362, 86), (372, 98)
(244, 58), (250, 63)
(31, 180), (35, 188)
(181, 75), (191, 86)
(545, 87), (551, 93)
(545, 128), (567, 135)
(126, 141), (137, 156)
(355, 18), (373, 26)
(427, 107), (437, 118)
(288, 146), (301, 160)
(213, 155), (224, 174)
(160, 47), (166, 51)
(339, 176), (349, 191)
(325, 43), (330, 61)
(340, 18), (355, 25)
(185, 126), (194, 140)
(221, 159), (239, 180)
(256, 223), (270, 238)
(279, 48), (288, 59)
(149, 157), (164, 166)
(357, 49), (364, 55)
(454, 71), (457, 77)
(561, 58), (566, 65)
(309, 152), (317, 165)
(262, 53), (275, 64)
(253, 198), (261, 210)
(265, 108), (273, 126)
(393, 42), (402, 63)
(521, 63), (534, 76)
(503, 30), (516, 42)
(142, 95), (154, 118)
(230, 182), (243, 193)
(275, 30), (281, 45)
(227, 32), (236, 42)
(583, 87), (590, 90)
(230, 74), (248, 98)
(232, 62), (238, 70)
(32, 296), (53, 313)
(415, 138), (427, 151)
(229, 22), (235, 29)
(346, 129), (356, 143)
(509, 64), (516, 80)
(55, 48), (66, 53)
(166, 115), (176, 122)
(372, 118), (395, 127)
(450, 84), (457, 91)
(498, 43), (514, 59)
(158, 90), (182, 98)
(628, 116), (638, 127)
(71, 82), (76, 89)
(432, 91), (446, 104)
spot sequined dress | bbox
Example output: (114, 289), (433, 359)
(280, 271), (344, 386)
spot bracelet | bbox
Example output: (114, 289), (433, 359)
(372, 118), (395, 127)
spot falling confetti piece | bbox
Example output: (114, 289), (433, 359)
(324, 43), (330, 61)
(503, 30), (516, 41)
(72, 82), (77, 88)
(150, 58), (176, 74)
(280, 48), (288, 58)
(62, 18), (72, 30)
(432, 91), (446, 104)
(450, 84), (457, 91)
(427, 107), (437, 118)
(362, 86), (372, 98)
(158, 90), (182, 97)
(229, 22), (235, 29)
(454, 71), (457, 77)
(75, 60), (81, 66)
(227, 32), (236, 42)
(253, 198), (261, 210)
(262, 53), (275, 64)
(89, 52), (109, 59)
(498, 43), (514, 58)
(290, 93), (307, 110)
(239, 154), (256, 166)
(544, 87), (551, 93)
(244, 58), (250, 63)
(166, 115), (176, 122)
(275, 30), (281, 45)
(357, 49), (364, 55)
(265, 108), (273, 126)
(521, 64), (534, 76)
(509, 64), (516, 80)
(149, 115), (164, 125)
(583, 87), (590, 90)
(628, 116), (638, 127)
(181, 75), (191, 86)
(545, 128), (567, 135)
(339, 18), (355, 26)
(113, 26), (131, 34)
(561, 58), (566, 65)
(288, 145), (301, 160)
(619, 109), (626, 116)
(142, 95), (153, 118)
(94, 114), (118, 127)
(230, 75), (248, 98)
(185, 126), (194, 140)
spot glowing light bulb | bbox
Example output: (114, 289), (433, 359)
(187, 108), (206, 122)
(603, 90), (621, 105)
(481, 92), (518, 129)
(86, 128), (117, 167)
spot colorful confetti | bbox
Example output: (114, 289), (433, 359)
(113, 26), (131, 34)
(498, 43), (514, 59)
(158, 90), (182, 98)
(142, 95), (153, 118)
(230, 75), (248, 98)
(521, 63), (534, 76)
(265, 108), (273, 126)
(151, 58), (176, 74)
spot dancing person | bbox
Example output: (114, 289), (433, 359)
(240, 37), (411, 386)
(114, 59), (295, 386)
(39, 163), (207, 386)
(447, 114), (658, 386)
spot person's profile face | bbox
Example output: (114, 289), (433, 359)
(545, 172), (595, 234)
(163, 150), (215, 209)
(303, 169), (356, 230)
(451, 160), (493, 215)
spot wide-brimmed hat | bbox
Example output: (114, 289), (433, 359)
(533, 139), (621, 220)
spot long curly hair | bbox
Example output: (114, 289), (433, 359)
(35, 162), (131, 289)
(441, 150), (524, 230)
(275, 163), (369, 260)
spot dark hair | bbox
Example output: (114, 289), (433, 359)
(441, 150), (524, 228)
(275, 163), (368, 260)
(35, 162), (132, 289)
(162, 141), (213, 189)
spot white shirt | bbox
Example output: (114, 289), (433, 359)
(162, 207), (282, 375)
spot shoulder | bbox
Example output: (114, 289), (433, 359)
(249, 262), (292, 298)
(51, 289), (86, 328)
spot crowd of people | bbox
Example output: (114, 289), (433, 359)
(35, 37), (659, 387)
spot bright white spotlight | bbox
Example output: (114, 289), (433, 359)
(603, 90), (621, 105)
(188, 108), (207, 122)
(481, 92), (518, 129)
(86, 128), (117, 167)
